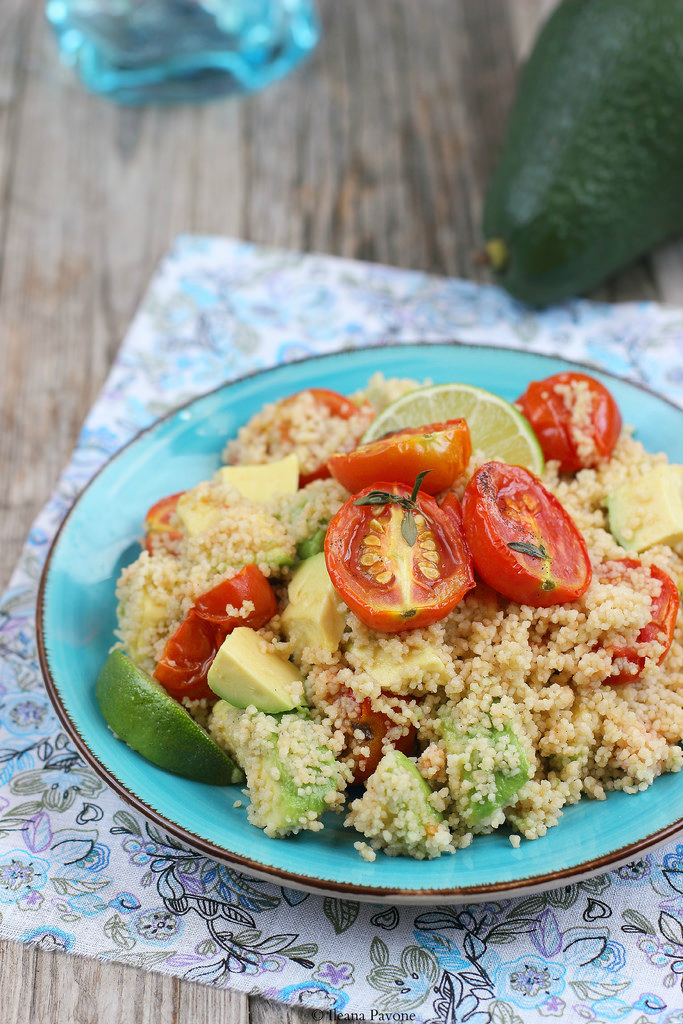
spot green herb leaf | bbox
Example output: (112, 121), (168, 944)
(354, 492), (392, 507)
(353, 473), (432, 545)
(410, 469), (432, 503)
(541, 579), (557, 591)
(401, 510), (417, 546)
(508, 540), (549, 560)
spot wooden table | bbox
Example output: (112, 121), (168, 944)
(1, 1), (682, 1020)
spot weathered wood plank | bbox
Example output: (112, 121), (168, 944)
(178, 977), (250, 1024)
(651, 241), (683, 307)
(0, 0), (30, 260)
(0, 940), (179, 1024)
(508, 0), (558, 58)
(249, 995), (325, 1024)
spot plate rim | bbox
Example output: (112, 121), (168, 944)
(35, 339), (683, 902)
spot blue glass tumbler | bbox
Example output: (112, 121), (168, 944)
(46, 0), (320, 105)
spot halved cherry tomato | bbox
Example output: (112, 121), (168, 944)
(193, 565), (278, 629)
(337, 690), (416, 783)
(279, 389), (374, 486)
(517, 372), (621, 473)
(154, 565), (277, 701)
(153, 612), (217, 701)
(598, 558), (679, 685)
(143, 492), (185, 553)
(327, 419), (472, 495)
(325, 481), (475, 633)
(461, 461), (592, 607)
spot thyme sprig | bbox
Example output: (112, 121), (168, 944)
(507, 540), (549, 560)
(353, 470), (432, 546)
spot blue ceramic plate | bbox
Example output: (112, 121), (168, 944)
(37, 343), (683, 902)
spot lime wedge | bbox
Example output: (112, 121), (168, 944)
(95, 650), (243, 785)
(362, 383), (544, 472)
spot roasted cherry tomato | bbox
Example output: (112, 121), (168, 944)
(598, 558), (679, 685)
(325, 481), (475, 633)
(193, 564), (278, 629)
(143, 491), (185, 553)
(279, 389), (373, 486)
(154, 565), (277, 701)
(461, 461), (592, 607)
(153, 612), (217, 701)
(339, 691), (416, 783)
(327, 419), (472, 495)
(517, 372), (622, 473)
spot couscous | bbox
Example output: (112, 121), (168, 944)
(112, 371), (683, 860)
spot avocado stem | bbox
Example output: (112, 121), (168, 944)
(485, 238), (509, 272)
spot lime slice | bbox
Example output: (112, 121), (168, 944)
(362, 383), (544, 472)
(95, 650), (243, 785)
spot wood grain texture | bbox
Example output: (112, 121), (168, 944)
(0, 0), (681, 1021)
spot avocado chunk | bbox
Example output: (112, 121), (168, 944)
(483, 0), (683, 305)
(345, 749), (450, 859)
(217, 454), (299, 503)
(208, 627), (305, 713)
(439, 712), (530, 827)
(175, 483), (295, 568)
(607, 464), (683, 552)
(296, 525), (327, 561)
(209, 703), (343, 837)
(176, 487), (222, 537)
(280, 553), (346, 661)
(344, 635), (451, 695)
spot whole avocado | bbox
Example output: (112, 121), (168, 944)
(483, 0), (683, 306)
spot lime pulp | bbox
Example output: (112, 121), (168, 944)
(362, 382), (544, 473)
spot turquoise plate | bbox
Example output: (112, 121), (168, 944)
(37, 343), (683, 903)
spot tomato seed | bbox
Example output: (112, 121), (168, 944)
(360, 552), (380, 566)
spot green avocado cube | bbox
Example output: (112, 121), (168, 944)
(345, 749), (447, 858)
(217, 454), (299, 503)
(209, 703), (341, 837)
(208, 627), (305, 713)
(439, 713), (530, 827)
(280, 553), (346, 660)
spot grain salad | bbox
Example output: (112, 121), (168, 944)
(112, 370), (683, 861)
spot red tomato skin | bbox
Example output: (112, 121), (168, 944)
(302, 388), (368, 419)
(153, 612), (218, 701)
(299, 464), (333, 487)
(143, 491), (185, 553)
(328, 419), (472, 495)
(325, 482), (475, 633)
(338, 690), (416, 783)
(281, 389), (374, 487)
(461, 461), (592, 607)
(154, 566), (277, 701)
(193, 564), (278, 629)
(517, 372), (622, 473)
(600, 559), (679, 685)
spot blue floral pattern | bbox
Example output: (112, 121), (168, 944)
(1, 235), (683, 1020)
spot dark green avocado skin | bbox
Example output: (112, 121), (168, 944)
(483, 0), (683, 306)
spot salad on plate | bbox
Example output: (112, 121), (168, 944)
(97, 370), (683, 862)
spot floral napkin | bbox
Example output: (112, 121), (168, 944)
(2, 235), (683, 1023)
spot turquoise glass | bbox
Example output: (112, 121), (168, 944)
(45, 0), (319, 105)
